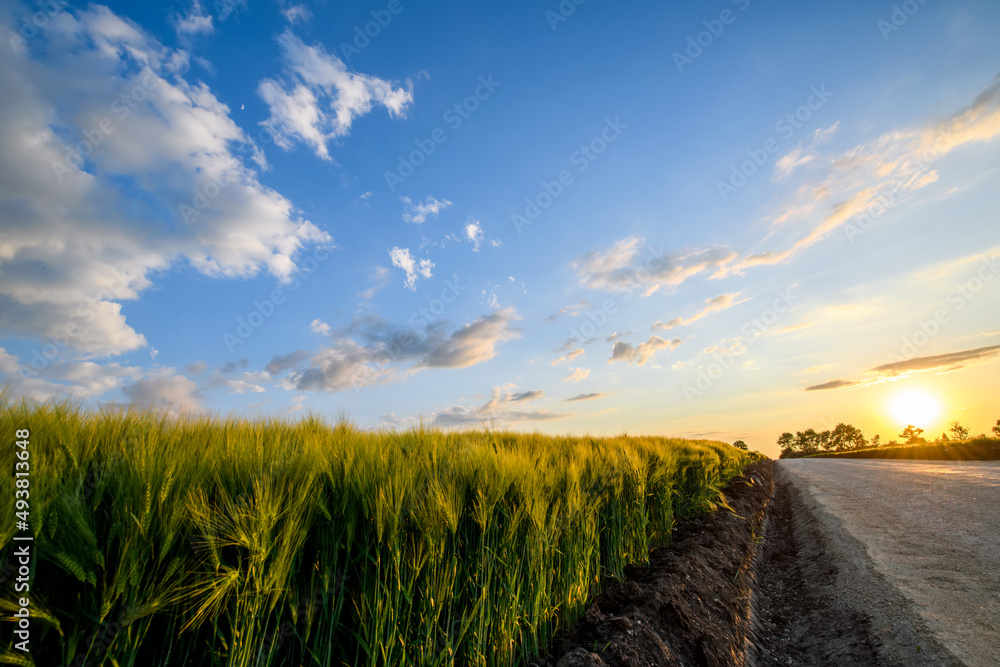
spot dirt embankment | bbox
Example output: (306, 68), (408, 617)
(537, 462), (773, 666)
(537, 460), (961, 667)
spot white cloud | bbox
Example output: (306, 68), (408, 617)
(258, 30), (414, 161)
(268, 308), (521, 393)
(282, 4), (312, 25)
(172, 0), (214, 40)
(0, 348), (144, 401)
(465, 219), (483, 251)
(265, 350), (311, 376)
(122, 370), (203, 414)
(609, 336), (681, 366)
(415, 307), (521, 369)
(191, 361), (271, 397)
(310, 318), (331, 335)
(222, 378), (266, 394)
(0, 348), (19, 375)
(389, 247), (433, 290)
(285, 395), (307, 414)
(432, 386), (565, 428)
(0, 5), (331, 360)
(563, 367), (590, 382)
(402, 196), (451, 224)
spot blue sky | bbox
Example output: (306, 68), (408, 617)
(2, 0), (999, 455)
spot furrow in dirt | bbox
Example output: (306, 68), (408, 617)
(538, 461), (773, 667)
(537, 460), (963, 667)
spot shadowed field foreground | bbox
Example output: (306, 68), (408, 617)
(0, 396), (761, 666)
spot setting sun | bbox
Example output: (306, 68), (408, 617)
(889, 390), (941, 429)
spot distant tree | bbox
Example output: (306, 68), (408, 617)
(993, 419), (1000, 438)
(816, 429), (834, 451)
(870, 434), (880, 448)
(733, 440), (748, 450)
(949, 421), (969, 441)
(829, 424), (846, 451)
(777, 432), (795, 458)
(831, 423), (866, 451)
(935, 432), (950, 444)
(796, 429), (819, 455)
(899, 425), (925, 444)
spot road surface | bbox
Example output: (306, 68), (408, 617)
(780, 459), (1000, 667)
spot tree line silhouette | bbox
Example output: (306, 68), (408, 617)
(777, 418), (1000, 459)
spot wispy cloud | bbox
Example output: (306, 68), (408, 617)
(572, 237), (737, 296)
(805, 379), (857, 392)
(813, 121), (840, 143)
(872, 345), (1000, 376)
(402, 196), (451, 224)
(773, 145), (814, 181)
(721, 77), (1000, 277)
(908, 245), (1000, 285)
(652, 292), (747, 330)
(563, 367), (590, 382)
(806, 344), (1000, 391)
(282, 4), (312, 25)
(552, 348), (585, 365)
(565, 392), (605, 402)
(359, 265), (391, 299)
(777, 322), (814, 334)
(805, 363), (832, 374)
(546, 300), (591, 322)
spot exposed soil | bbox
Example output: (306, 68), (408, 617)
(535, 460), (956, 667)
(749, 468), (880, 666)
(536, 461), (773, 666)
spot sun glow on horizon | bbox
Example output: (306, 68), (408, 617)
(889, 389), (941, 430)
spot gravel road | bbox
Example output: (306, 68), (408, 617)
(779, 459), (1000, 667)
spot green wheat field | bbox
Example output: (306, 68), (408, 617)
(0, 393), (762, 666)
